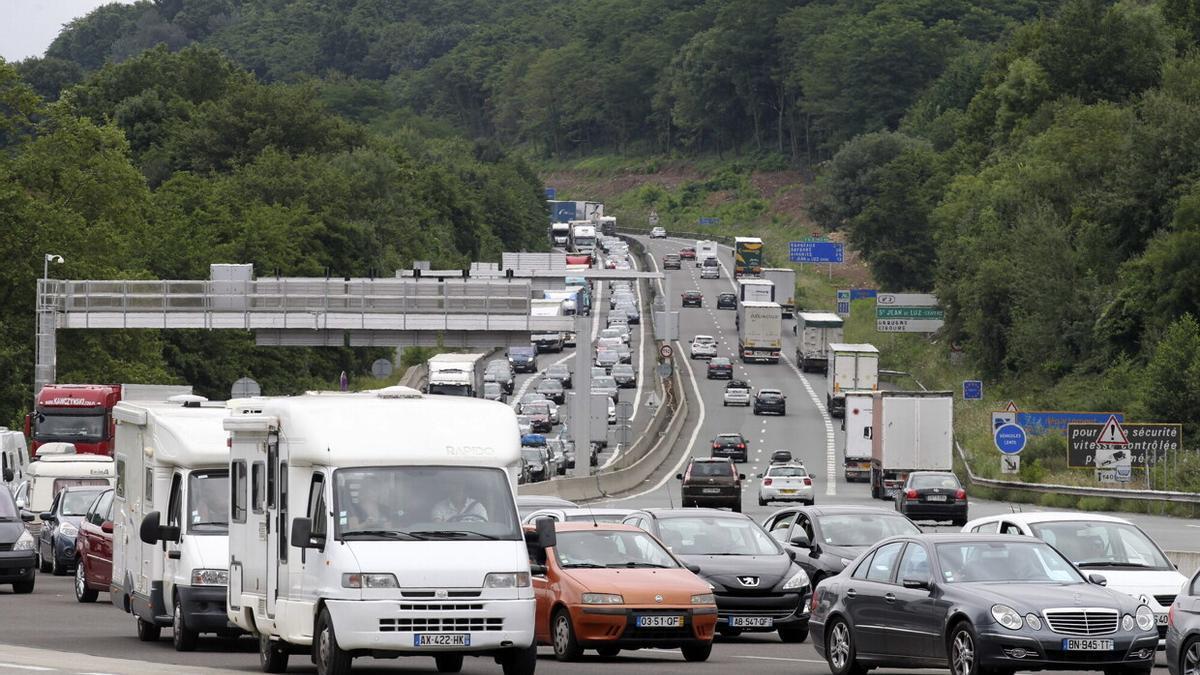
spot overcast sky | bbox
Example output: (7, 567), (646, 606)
(1, 0), (133, 62)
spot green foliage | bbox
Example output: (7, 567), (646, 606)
(1139, 314), (1200, 438)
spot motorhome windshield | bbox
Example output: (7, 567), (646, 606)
(35, 412), (105, 442)
(334, 466), (521, 541)
(188, 470), (229, 534)
(428, 383), (471, 397)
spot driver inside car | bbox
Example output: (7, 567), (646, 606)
(430, 477), (488, 523)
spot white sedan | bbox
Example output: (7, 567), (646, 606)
(757, 463), (814, 506)
(650, 227), (667, 238)
(690, 335), (718, 359)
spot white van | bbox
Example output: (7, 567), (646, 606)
(14, 443), (114, 541)
(111, 396), (239, 651)
(1, 427), (31, 490)
(224, 387), (545, 675)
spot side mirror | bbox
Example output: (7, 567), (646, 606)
(39, 511), (55, 522)
(139, 511), (162, 544)
(902, 578), (932, 591)
(738, 474), (746, 480)
(676, 473), (684, 480)
(291, 517), (321, 549)
(789, 533), (811, 548)
(756, 473), (763, 479)
(1088, 573), (1107, 587)
(20, 511), (33, 523)
(530, 564), (548, 577)
(685, 563), (701, 574)
(536, 516), (557, 549)
(101, 521), (114, 534)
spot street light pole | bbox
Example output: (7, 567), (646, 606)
(35, 254), (65, 396)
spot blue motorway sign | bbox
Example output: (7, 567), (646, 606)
(1016, 411), (1124, 436)
(789, 241), (844, 263)
(698, 217), (721, 225)
(545, 187), (556, 200)
(850, 289), (877, 300)
(994, 424), (1027, 454)
(963, 380), (983, 400)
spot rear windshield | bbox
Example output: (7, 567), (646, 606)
(710, 359), (730, 366)
(717, 435), (742, 443)
(911, 474), (960, 490)
(767, 467), (808, 478)
(689, 462), (732, 477)
(53, 478), (109, 494)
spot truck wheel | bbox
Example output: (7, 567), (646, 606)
(435, 654), (464, 673)
(316, 608), (353, 675)
(259, 632), (290, 673)
(173, 601), (199, 652)
(731, 502), (742, 513)
(137, 617), (162, 642)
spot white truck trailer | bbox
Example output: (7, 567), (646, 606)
(761, 268), (797, 317)
(426, 353), (489, 397)
(737, 278), (775, 303)
(825, 343), (879, 418)
(737, 301), (783, 364)
(868, 390), (954, 501)
(530, 298), (566, 352)
(796, 312), (845, 373)
(224, 388), (541, 675)
(842, 392), (875, 482)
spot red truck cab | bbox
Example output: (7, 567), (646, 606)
(26, 385), (122, 459)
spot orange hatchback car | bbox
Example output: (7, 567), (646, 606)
(529, 522), (717, 661)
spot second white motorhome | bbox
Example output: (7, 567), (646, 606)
(224, 388), (544, 675)
(13, 443), (114, 540)
(112, 396), (239, 651)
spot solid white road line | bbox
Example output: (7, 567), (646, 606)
(734, 655), (829, 665)
(630, 249), (647, 421)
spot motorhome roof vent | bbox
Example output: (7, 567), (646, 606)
(375, 386), (423, 399)
(170, 394), (209, 408)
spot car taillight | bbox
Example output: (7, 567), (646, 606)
(905, 489), (918, 499)
(810, 592), (820, 613)
(737, 443), (745, 449)
(1168, 605), (1175, 627)
(955, 489), (967, 500)
(712, 443), (720, 449)
(803, 477), (812, 486)
(763, 478), (773, 486)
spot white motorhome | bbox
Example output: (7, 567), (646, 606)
(112, 396), (238, 650)
(695, 240), (719, 267)
(224, 388), (543, 675)
(1, 427), (31, 490)
(13, 443), (114, 540)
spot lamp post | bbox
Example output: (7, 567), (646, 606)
(35, 254), (65, 396)
(43, 254), (64, 282)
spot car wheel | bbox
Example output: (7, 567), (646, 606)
(137, 617), (162, 642)
(778, 626), (809, 643)
(38, 553), (51, 573)
(826, 618), (865, 675)
(500, 644), (537, 675)
(681, 642), (712, 662)
(435, 654), (464, 673)
(75, 562), (98, 603)
(51, 552), (65, 576)
(259, 631), (290, 673)
(13, 580), (34, 594)
(315, 607), (353, 675)
(1179, 638), (1200, 675)
(552, 608), (583, 661)
(173, 600), (199, 652)
(596, 646), (621, 658)
(949, 621), (982, 675)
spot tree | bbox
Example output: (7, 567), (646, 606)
(1138, 314), (1200, 439)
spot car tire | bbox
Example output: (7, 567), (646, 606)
(681, 642), (712, 662)
(552, 608), (583, 661)
(948, 621), (984, 675)
(173, 600), (199, 652)
(500, 644), (537, 675)
(259, 631), (290, 673)
(731, 502), (742, 513)
(315, 607), (353, 675)
(435, 654), (464, 673)
(753, 408), (760, 415)
(778, 626), (809, 643)
(75, 562), (98, 603)
(596, 646), (621, 658)
(51, 552), (65, 576)
(758, 498), (767, 507)
(13, 580), (34, 594)
(38, 553), (51, 573)
(825, 618), (865, 675)
(137, 617), (162, 642)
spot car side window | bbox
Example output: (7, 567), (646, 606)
(98, 491), (114, 523)
(797, 514), (815, 541)
(852, 551), (876, 579)
(866, 542), (905, 583)
(1000, 522), (1023, 535)
(897, 543), (931, 582)
(972, 521), (999, 534)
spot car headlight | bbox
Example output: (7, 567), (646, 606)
(991, 604), (1024, 630)
(1025, 613), (1042, 630)
(1135, 605), (1155, 631)
(582, 593), (624, 605)
(58, 522), (78, 538)
(13, 531), (35, 551)
(782, 569), (810, 591)
(691, 593), (715, 605)
(484, 572), (531, 589)
(191, 569), (231, 586)
(1123, 614), (1135, 632)
(341, 573), (398, 589)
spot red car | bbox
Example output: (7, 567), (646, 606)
(74, 488), (114, 603)
(679, 247), (696, 260)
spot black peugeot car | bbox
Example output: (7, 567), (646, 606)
(706, 357), (733, 379)
(711, 433), (748, 462)
(624, 509), (812, 643)
(717, 292), (738, 310)
(753, 388), (787, 416)
(894, 471), (969, 526)
(682, 291), (703, 307)
(762, 505), (921, 587)
(508, 346), (538, 373)
(811, 534), (1159, 675)
(0, 486), (37, 593)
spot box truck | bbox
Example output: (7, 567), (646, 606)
(868, 391), (954, 501)
(733, 237), (764, 278)
(796, 312), (845, 373)
(825, 343), (879, 418)
(530, 299), (565, 353)
(113, 396), (240, 650)
(842, 392), (874, 482)
(737, 279), (775, 304)
(737, 301), (783, 363)
(569, 222), (596, 256)
(761, 268), (797, 317)
(224, 389), (540, 675)
(549, 223), (571, 247)
(426, 353), (489, 397)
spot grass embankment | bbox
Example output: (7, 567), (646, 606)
(544, 156), (1200, 518)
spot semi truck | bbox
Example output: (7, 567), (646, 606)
(543, 288), (580, 316)
(426, 353), (488, 397)
(564, 277), (592, 315)
(796, 312), (845, 373)
(598, 215), (617, 236)
(842, 392), (874, 482)
(27, 384), (193, 458)
(733, 236), (764, 278)
(569, 221), (596, 257)
(737, 301), (783, 363)
(868, 391), (954, 500)
(762, 268), (797, 317)
(530, 298), (566, 352)
(550, 222), (571, 247)
(548, 200), (576, 223)
(825, 343), (879, 418)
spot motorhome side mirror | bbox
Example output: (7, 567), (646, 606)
(902, 578), (932, 591)
(676, 473), (683, 480)
(140, 511), (162, 544)
(536, 517), (557, 549)
(39, 512), (54, 522)
(789, 533), (811, 548)
(160, 525), (181, 543)
(1088, 573), (1107, 587)
(101, 521), (114, 534)
(291, 517), (314, 549)
(530, 564), (547, 577)
(19, 511), (33, 522)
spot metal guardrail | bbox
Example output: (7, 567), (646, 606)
(615, 226), (734, 246)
